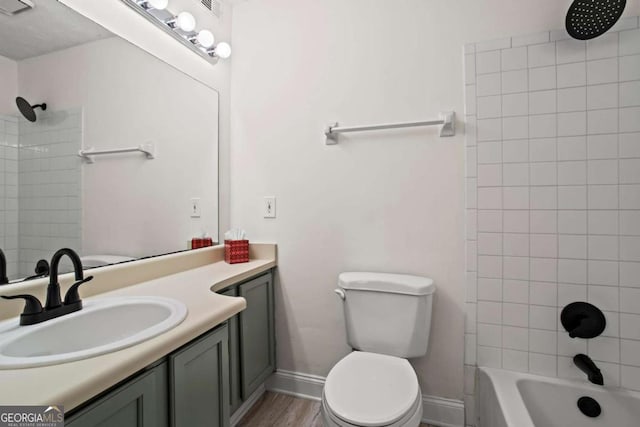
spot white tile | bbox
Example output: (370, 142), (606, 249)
(467, 240), (478, 271)
(529, 66), (556, 91)
(558, 136), (586, 161)
(588, 336), (620, 363)
(611, 16), (639, 32)
(503, 139), (529, 163)
(466, 147), (477, 178)
(621, 212), (640, 236)
(558, 355), (585, 380)
(503, 280), (529, 304)
(621, 236), (640, 262)
(557, 87), (586, 112)
(529, 353), (557, 376)
(466, 115), (477, 147)
(558, 258), (587, 284)
(620, 55), (640, 81)
(620, 133), (640, 158)
(477, 73), (502, 96)
(529, 114), (557, 138)
(530, 329), (557, 354)
(557, 62), (586, 88)
(530, 257), (557, 282)
(620, 107), (640, 133)
(465, 54), (476, 84)
(620, 29), (640, 56)
(587, 83), (618, 110)
(529, 90), (556, 114)
(602, 311), (620, 338)
(587, 159), (618, 184)
(530, 281), (557, 306)
(530, 162), (557, 186)
(465, 334), (477, 365)
(478, 164), (502, 187)
(589, 260), (619, 286)
(558, 185), (587, 209)
(503, 327), (529, 351)
(478, 254), (502, 278)
(504, 256), (529, 280)
(530, 234), (558, 258)
(620, 81), (640, 107)
(621, 366), (640, 391)
(478, 346), (502, 368)
(513, 31), (549, 47)
(504, 233), (529, 257)
(501, 47), (527, 71)
(588, 185), (618, 210)
(502, 116), (528, 140)
(587, 58), (618, 85)
(503, 187), (529, 209)
(528, 42), (556, 68)
(621, 314), (640, 340)
(588, 109), (618, 135)
(586, 33), (619, 60)
(478, 323), (502, 346)
(464, 43), (476, 54)
(558, 283), (587, 307)
(477, 50), (501, 74)
(477, 95), (502, 119)
(503, 302), (529, 327)
(587, 134), (618, 159)
(620, 185), (640, 209)
(530, 305), (558, 330)
(504, 210), (529, 233)
(477, 119), (502, 141)
(529, 138), (557, 162)
(476, 38), (511, 52)
(588, 210), (618, 235)
(530, 186), (557, 210)
(589, 285), (619, 312)
(559, 234), (587, 259)
(621, 287), (640, 314)
(503, 163), (529, 186)
(557, 39), (586, 64)
(589, 235), (618, 261)
(622, 340), (640, 367)
(620, 159), (640, 186)
(502, 93), (529, 117)
(467, 272), (478, 302)
(531, 210), (557, 234)
(502, 349), (529, 372)
(478, 232), (502, 255)
(478, 210), (502, 232)
(478, 141), (502, 164)
(478, 277), (502, 301)
(464, 365), (476, 394)
(558, 161), (586, 185)
(502, 70), (528, 94)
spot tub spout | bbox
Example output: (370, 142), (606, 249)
(573, 354), (603, 386)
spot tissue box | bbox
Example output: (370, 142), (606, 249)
(225, 240), (249, 264)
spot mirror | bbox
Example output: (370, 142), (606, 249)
(0, 0), (219, 282)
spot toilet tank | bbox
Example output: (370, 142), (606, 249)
(337, 272), (435, 358)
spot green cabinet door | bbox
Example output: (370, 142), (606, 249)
(238, 273), (275, 400)
(220, 287), (242, 414)
(66, 363), (168, 427)
(169, 324), (230, 427)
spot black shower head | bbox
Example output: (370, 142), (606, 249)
(566, 0), (627, 40)
(15, 96), (46, 122)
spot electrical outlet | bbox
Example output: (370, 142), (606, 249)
(190, 198), (201, 218)
(264, 196), (276, 218)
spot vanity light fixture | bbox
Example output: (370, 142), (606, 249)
(121, 0), (231, 62)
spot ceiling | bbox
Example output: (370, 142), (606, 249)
(0, 0), (113, 60)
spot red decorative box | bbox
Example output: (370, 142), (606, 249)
(225, 240), (249, 264)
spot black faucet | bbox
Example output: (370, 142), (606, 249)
(0, 249), (8, 285)
(574, 354), (604, 386)
(1, 248), (93, 326)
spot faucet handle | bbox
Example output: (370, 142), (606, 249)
(1, 294), (43, 315)
(63, 276), (94, 306)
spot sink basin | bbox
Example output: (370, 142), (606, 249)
(0, 296), (187, 369)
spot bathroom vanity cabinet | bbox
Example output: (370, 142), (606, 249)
(65, 270), (274, 427)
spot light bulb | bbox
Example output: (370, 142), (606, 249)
(176, 12), (196, 32)
(146, 0), (168, 10)
(196, 30), (215, 48)
(214, 42), (231, 59)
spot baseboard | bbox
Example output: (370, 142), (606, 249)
(230, 384), (267, 427)
(265, 369), (465, 427)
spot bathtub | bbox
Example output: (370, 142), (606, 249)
(477, 367), (640, 427)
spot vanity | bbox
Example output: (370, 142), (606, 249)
(0, 244), (277, 427)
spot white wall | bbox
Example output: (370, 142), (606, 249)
(229, 0), (640, 403)
(18, 37), (219, 258)
(0, 55), (17, 115)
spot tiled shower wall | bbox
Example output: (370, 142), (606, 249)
(17, 110), (82, 278)
(0, 115), (19, 280)
(464, 17), (640, 427)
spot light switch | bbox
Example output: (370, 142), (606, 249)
(190, 198), (201, 218)
(264, 196), (276, 218)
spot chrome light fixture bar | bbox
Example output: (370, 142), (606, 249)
(120, 0), (231, 64)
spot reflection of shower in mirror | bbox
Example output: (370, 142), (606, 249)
(15, 97), (46, 123)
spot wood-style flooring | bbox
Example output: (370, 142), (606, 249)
(238, 392), (434, 427)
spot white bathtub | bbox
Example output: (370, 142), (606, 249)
(477, 367), (640, 427)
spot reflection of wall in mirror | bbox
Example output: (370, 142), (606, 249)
(11, 36), (219, 262)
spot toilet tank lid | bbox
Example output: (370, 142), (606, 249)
(338, 272), (435, 296)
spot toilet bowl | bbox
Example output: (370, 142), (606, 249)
(323, 272), (435, 427)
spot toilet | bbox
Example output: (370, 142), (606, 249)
(322, 272), (435, 427)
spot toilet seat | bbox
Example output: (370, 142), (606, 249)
(322, 352), (422, 427)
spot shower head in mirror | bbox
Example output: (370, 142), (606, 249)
(15, 97), (46, 122)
